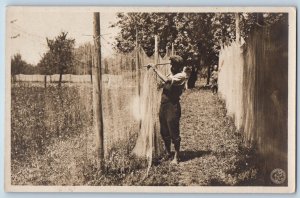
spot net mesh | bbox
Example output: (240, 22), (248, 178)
(101, 46), (172, 170)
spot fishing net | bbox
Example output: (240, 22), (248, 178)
(131, 47), (171, 169)
(100, 45), (172, 171)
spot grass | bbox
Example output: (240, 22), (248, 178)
(11, 82), (94, 185)
(11, 83), (93, 161)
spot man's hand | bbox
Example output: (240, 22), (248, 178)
(157, 81), (164, 90)
(146, 63), (157, 70)
(145, 63), (168, 83)
(145, 63), (153, 69)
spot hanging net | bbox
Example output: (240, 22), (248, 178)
(131, 47), (171, 169)
(100, 45), (172, 172)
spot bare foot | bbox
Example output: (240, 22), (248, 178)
(170, 152), (179, 164)
(170, 157), (178, 164)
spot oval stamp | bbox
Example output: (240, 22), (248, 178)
(270, 168), (286, 184)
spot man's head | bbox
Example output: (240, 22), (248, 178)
(213, 65), (218, 71)
(183, 66), (192, 77)
(169, 55), (183, 74)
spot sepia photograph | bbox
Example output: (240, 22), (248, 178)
(4, 6), (296, 193)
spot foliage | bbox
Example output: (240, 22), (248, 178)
(37, 52), (56, 75)
(72, 42), (94, 75)
(11, 53), (39, 75)
(37, 42), (94, 76)
(113, 12), (288, 66)
(113, 13), (177, 56)
(46, 32), (75, 75)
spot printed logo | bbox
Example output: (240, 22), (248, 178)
(270, 168), (286, 184)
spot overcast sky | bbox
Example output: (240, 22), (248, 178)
(7, 9), (119, 65)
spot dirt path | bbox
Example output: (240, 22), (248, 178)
(134, 80), (259, 186)
(177, 86), (238, 185)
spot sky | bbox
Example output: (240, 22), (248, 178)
(7, 9), (119, 65)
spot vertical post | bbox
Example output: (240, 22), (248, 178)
(93, 12), (104, 169)
(85, 45), (88, 75)
(135, 27), (140, 96)
(120, 56), (123, 72)
(44, 75), (47, 88)
(165, 45), (168, 57)
(84, 45), (87, 75)
(257, 13), (264, 26)
(154, 35), (158, 65)
(131, 58), (135, 79)
(171, 43), (174, 56)
(89, 46), (93, 83)
(153, 35), (159, 157)
(135, 27), (141, 130)
(235, 13), (240, 43)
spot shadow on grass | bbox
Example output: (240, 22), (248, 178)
(180, 150), (212, 162)
(197, 84), (212, 91)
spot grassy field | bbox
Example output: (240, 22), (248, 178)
(11, 80), (261, 186)
(11, 82), (141, 185)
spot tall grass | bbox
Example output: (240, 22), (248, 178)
(11, 82), (141, 185)
(11, 83), (93, 162)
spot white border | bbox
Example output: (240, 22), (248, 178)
(4, 6), (297, 193)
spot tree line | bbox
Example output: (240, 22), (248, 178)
(114, 12), (287, 65)
(11, 31), (95, 86)
(113, 12), (287, 87)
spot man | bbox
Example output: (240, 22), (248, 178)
(148, 56), (190, 164)
(211, 65), (218, 95)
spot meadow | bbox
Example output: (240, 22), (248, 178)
(11, 82), (142, 185)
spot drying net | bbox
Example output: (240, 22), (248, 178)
(131, 48), (171, 169)
(101, 45), (172, 171)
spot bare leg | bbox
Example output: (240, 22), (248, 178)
(171, 139), (180, 164)
(171, 151), (179, 164)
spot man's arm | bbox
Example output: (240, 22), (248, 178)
(170, 72), (187, 86)
(152, 67), (170, 83)
(147, 64), (170, 83)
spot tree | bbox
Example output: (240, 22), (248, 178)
(46, 31), (75, 87)
(11, 53), (38, 77)
(11, 53), (27, 76)
(113, 13), (226, 70)
(113, 12), (288, 87)
(113, 13), (178, 56)
(38, 52), (56, 75)
(113, 13), (222, 88)
(73, 43), (94, 75)
(37, 52), (56, 87)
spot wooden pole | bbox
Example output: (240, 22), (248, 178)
(89, 45), (93, 83)
(93, 12), (104, 169)
(171, 43), (174, 56)
(165, 45), (169, 57)
(44, 75), (47, 88)
(135, 27), (140, 96)
(135, 27), (142, 131)
(235, 13), (240, 43)
(84, 45), (87, 75)
(154, 35), (158, 65)
(154, 35), (159, 157)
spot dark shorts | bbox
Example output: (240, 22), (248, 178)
(159, 101), (181, 144)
